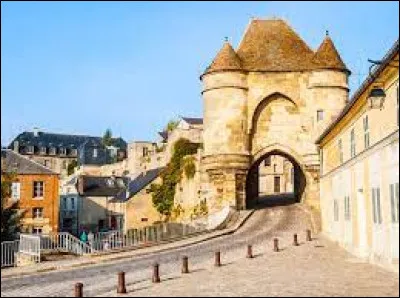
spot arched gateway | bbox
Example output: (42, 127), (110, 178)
(200, 19), (350, 211)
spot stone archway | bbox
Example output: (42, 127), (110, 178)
(245, 146), (307, 208)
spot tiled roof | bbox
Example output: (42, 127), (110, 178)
(1, 149), (57, 175)
(181, 117), (203, 125)
(316, 39), (399, 144)
(202, 19), (348, 75)
(203, 42), (243, 75)
(312, 35), (348, 71)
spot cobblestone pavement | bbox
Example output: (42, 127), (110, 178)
(1, 202), (399, 297)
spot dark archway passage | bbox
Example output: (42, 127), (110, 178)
(245, 149), (306, 209)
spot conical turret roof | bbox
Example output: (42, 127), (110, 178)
(202, 41), (243, 76)
(312, 34), (348, 71)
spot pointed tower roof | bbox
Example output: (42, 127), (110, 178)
(312, 33), (348, 72)
(202, 40), (243, 76)
(236, 19), (316, 71)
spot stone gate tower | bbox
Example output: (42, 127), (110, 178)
(200, 19), (350, 211)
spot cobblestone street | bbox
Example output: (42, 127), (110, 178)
(1, 204), (399, 297)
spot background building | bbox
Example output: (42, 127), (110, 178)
(317, 40), (399, 271)
(1, 149), (60, 234)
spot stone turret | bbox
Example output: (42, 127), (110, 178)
(201, 40), (250, 210)
(309, 32), (350, 141)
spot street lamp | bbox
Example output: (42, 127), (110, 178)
(367, 59), (399, 110)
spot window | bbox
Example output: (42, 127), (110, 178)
(338, 139), (343, 164)
(317, 110), (324, 122)
(274, 176), (280, 193)
(11, 182), (21, 201)
(62, 160), (68, 170)
(273, 164), (277, 173)
(32, 207), (43, 219)
(350, 129), (356, 158)
(264, 156), (271, 166)
(363, 116), (370, 149)
(33, 181), (44, 198)
(93, 148), (98, 158)
(344, 196), (351, 221)
(70, 149), (77, 156)
(143, 147), (148, 157)
(32, 227), (43, 235)
(390, 183), (399, 223)
(59, 148), (67, 155)
(63, 197), (67, 210)
(40, 147), (47, 154)
(49, 147), (56, 155)
(334, 199), (339, 222)
(44, 160), (50, 167)
(26, 145), (34, 154)
(371, 187), (382, 224)
(71, 197), (75, 210)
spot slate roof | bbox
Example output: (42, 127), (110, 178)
(1, 149), (57, 175)
(8, 131), (127, 152)
(77, 175), (130, 197)
(181, 117), (203, 125)
(113, 167), (164, 202)
(202, 19), (348, 75)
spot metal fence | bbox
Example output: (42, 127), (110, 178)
(87, 222), (207, 253)
(19, 234), (41, 264)
(1, 241), (19, 268)
(1, 222), (208, 268)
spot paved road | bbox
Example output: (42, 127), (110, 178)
(1, 200), (398, 297)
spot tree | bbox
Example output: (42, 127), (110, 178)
(165, 120), (179, 133)
(67, 159), (78, 176)
(102, 128), (113, 146)
(1, 173), (23, 242)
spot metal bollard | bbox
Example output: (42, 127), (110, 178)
(152, 263), (161, 283)
(182, 256), (189, 274)
(247, 245), (253, 258)
(215, 251), (221, 267)
(306, 229), (312, 241)
(293, 234), (299, 246)
(273, 238), (279, 252)
(117, 271), (127, 294)
(75, 283), (83, 297)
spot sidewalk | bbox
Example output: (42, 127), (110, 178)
(1, 209), (254, 279)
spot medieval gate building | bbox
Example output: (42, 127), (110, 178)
(200, 19), (350, 211)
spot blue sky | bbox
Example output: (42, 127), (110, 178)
(1, 1), (399, 145)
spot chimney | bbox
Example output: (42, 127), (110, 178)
(13, 141), (19, 152)
(33, 127), (40, 137)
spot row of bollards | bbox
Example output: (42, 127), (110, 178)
(74, 229), (313, 296)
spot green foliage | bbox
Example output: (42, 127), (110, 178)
(190, 200), (208, 220)
(183, 156), (196, 179)
(166, 120), (179, 133)
(1, 173), (24, 242)
(199, 199), (208, 215)
(67, 159), (78, 176)
(102, 128), (113, 146)
(150, 138), (200, 220)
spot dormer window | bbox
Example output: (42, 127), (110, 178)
(49, 147), (57, 155)
(70, 148), (77, 156)
(93, 148), (98, 158)
(26, 146), (34, 154)
(40, 147), (47, 155)
(107, 178), (115, 187)
(59, 148), (67, 156)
